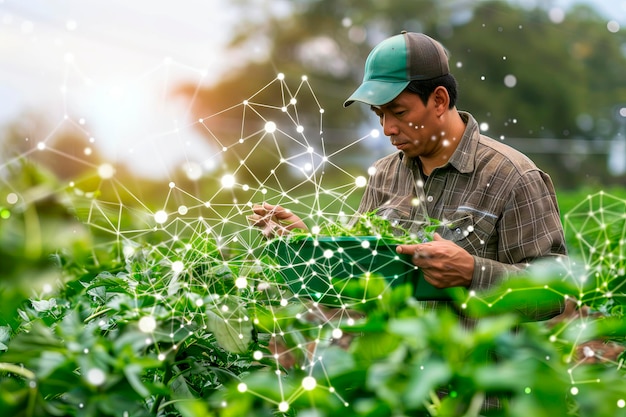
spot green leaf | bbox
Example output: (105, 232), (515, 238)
(403, 360), (452, 409)
(206, 309), (252, 354)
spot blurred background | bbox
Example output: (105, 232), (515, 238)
(2, 0), (625, 188)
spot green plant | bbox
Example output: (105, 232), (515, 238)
(2, 187), (626, 417)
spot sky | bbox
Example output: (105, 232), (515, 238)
(1, 0), (624, 178)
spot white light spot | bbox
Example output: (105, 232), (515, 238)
(154, 210), (168, 224)
(177, 206), (188, 215)
(504, 74), (517, 88)
(355, 176), (367, 187)
(138, 316), (157, 333)
(265, 121), (277, 133)
(86, 368), (106, 386)
(479, 122), (489, 132)
(370, 129), (380, 138)
(570, 387), (579, 395)
(221, 174), (236, 188)
(278, 402), (289, 412)
(302, 376), (317, 391)
(323, 249), (334, 259)
(6, 193), (18, 204)
(235, 277), (248, 289)
(98, 163), (115, 179)
(183, 161), (203, 180)
(618, 399), (626, 408)
(360, 240), (370, 249)
(171, 261), (184, 273)
(237, 383), (247, 393)
(608, 20), (620, 33)
(549, 8), (565, 23)
(332, 328), (343, 339)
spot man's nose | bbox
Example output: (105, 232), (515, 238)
(382, 115), (399, 137)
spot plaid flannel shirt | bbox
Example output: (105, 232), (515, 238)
(354, 111), (568, 322)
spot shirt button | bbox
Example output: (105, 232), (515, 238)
(427, 196), (433, 202)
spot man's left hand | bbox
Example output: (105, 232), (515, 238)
(396, 233), (474, 288)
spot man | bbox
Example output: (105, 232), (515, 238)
(251, 31), (567, 321)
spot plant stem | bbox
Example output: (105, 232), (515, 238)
(150, 361), (173, 414)
(0, 362), (36, 380)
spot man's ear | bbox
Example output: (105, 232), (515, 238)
(432, 86), (450, 116)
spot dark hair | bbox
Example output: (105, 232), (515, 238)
(405, 73), (458, 109)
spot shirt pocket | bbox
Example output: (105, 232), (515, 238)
(439, 208), (498, 254)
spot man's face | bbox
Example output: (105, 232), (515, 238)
(370, 91), (441, 159)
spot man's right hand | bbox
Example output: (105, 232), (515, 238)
(249, 202), (308, 238)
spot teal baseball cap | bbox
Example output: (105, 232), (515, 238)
(344, 31), (450, 107)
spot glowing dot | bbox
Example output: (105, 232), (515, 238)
(86, 368), (106, 386)
(355, 176), (367, 187)
(158, 354), (166, 361)
(302, 376), (317, 391)
(171, 261), (184, 273)
(177, 206), (188, 215)
(235, 277), (248, 289)
(183, 161), (203, 180)
(195, 299), (204, 307)
(277, 73), (285, 80)
(138, 316), (157, 333)
(221, 174), (236, 188)
(367, 166), (377, 175)
(608, 20), (620, 33)
(524, 387), (531, 394)
(84, 147), (92, 155)
(253, 351), (263, 360)
(154, 210), (168, 224)
(370, 129), (380, 138)
(237, 383), (247, 393)
(6, 193), (18, 204)
(36, 142), (45, 150)
(360, 240), (370, 249)
(297, 125), (304, 133)
(570, 387), (579, 395)
(265, 121), (277, 133)
(290, 98), (297, 105)
(42, 284), (53, 293)
(548, 7), (565, 24)
(618, 399), (626, 408)
(98, 163), (115, 179)
(479, 122), (489, 132)
(456, 61), (463, 68)
(504, 74), (517, 88)
(311, 225), (321, 234)
(332, 328), (343, 339)
(278, 402), (289, 412)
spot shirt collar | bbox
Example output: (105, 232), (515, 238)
(449, 111), (479, 174)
